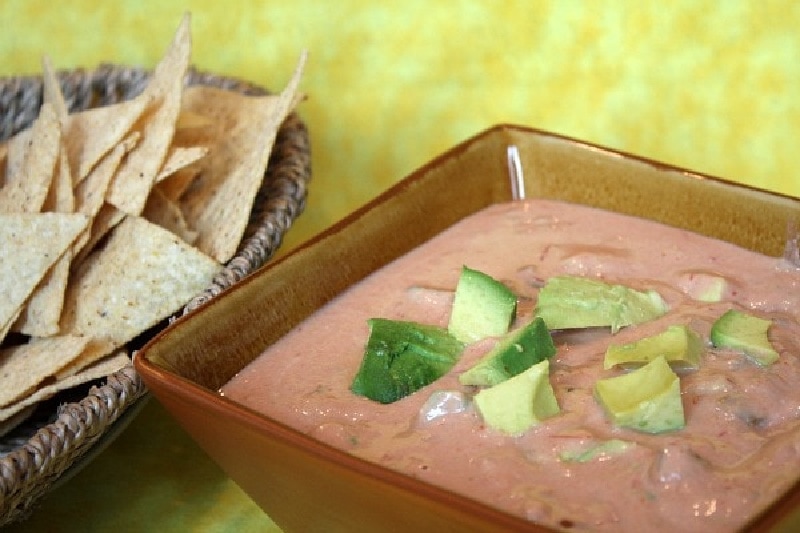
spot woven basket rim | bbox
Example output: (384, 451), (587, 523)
(0, 63), (311, 525)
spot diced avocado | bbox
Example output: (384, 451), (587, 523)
(351, 319), (464, 404)
(558, 439), (636, 463)
(473, 359), (560, 435)
(710, 309), (779, 366)
(594, 356), (685, 434)
(603, 324), (704, 370)
(678, 272), (728, 302)
(459, 317), (556, 387)
(448, 266), (517, 343)
(534, 275), (668, 333)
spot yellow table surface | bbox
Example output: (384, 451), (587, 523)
(2, 1), (800, 531)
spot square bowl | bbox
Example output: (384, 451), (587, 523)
(134, 124), (800, 532)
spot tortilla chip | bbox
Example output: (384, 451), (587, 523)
(0, 315), (17, 348)
(68, 132), (139, 265)
(0, 103), (61, 213)
(55, 338), (116, 379)
(42, 55), (69, 122)
(171, 109), (218, 148)
(175, 109), (214, 132)
(143, 187), (198, 243)
(155, 145), (208, 182)
(13, 152), (78, 336)
(75, 133), (139, 219)
(106, 14), (192, 215)
(0, 14), (301, 435)
(0, 350), (130, 425)
(65, 99), (149, 183)
(0, 213), (88, 341)
(13, 251), (71, 337)
(155, 164), (201, 201)
(0, 335), (92, 407)
(60, 215), (219, 347)
(3, 128), (31, 191)
(180, 51), (306, 262)
(72, 203), (126, 266)
(46, 150), (75, 212)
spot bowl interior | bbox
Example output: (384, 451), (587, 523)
(135, 124), (800, 532)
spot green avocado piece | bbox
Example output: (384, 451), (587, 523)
(534, 275), (668, 333)
(448, 266), (517, 343)
(459, 317), (556, 387)
(679, 272), (728, 302)
(558, 439), (636, 463)
(473, 359), (560, 435)
(603, 324), (705, 370)
(351, 319), (464, 404)
(594, 355), (685, 434)
(710, 309), (779, 366)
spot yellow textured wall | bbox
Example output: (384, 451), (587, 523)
(3, 0), (799, 250)
(2, 1), (799, 531)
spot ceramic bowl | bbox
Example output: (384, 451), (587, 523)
(134, 124), (800, 532)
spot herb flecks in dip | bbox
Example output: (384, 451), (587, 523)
(221, 199), (800, 532)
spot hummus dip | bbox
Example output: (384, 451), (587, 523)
(221, 199), (800, 532)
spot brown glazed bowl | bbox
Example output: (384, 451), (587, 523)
(134, 125), (800, 532)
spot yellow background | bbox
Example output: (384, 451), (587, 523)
(2, 0), (799, 531)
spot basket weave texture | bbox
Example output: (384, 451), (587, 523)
(0, 64), (311, 525)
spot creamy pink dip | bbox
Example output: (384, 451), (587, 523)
(221, 199), (800, 532)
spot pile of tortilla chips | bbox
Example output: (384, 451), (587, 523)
(0, 13), (306, 437)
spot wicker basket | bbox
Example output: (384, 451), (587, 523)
(0, 64), (311, 525)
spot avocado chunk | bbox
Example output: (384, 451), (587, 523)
(710, 309), (779, 366)
(558, 439), (636, 463)
(351, 318), (464, 404)
(459, 317), (556, 387)
(603, 324), (705, 370)
(534, 275), (668, 333)
(594, 356), (685, 434)
(448, 266), (517, 343)
(678, 272), (728, 302)
(473, 359), (560, 435)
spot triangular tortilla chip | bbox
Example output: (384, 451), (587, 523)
(0, 212), (88, 341)
(42, 55), (69, 122)
(13, 151), (76, 336)
(0, 335), (92, 407)
(155, 164), (201, 201)
(106, 13), (192, 215)
(72, 203), (126, 266)
(60, 215), (219, 347)
(12, 248), (71, 337)
(155, 145), (208, 182)
(46, 150), (75, 212)
(0, 315), (17, 348)
(3, 128), (31, 191)
(75, 132), (139, 220)
(0, 350), (130, 425)
(65, 99), (149, 183)
(180, 51), (306, 262)
(0, 103), (61, 213)
(170, 109), (218, 148)
(69, 133), (139, 263)
(55, 338), (116, 380)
